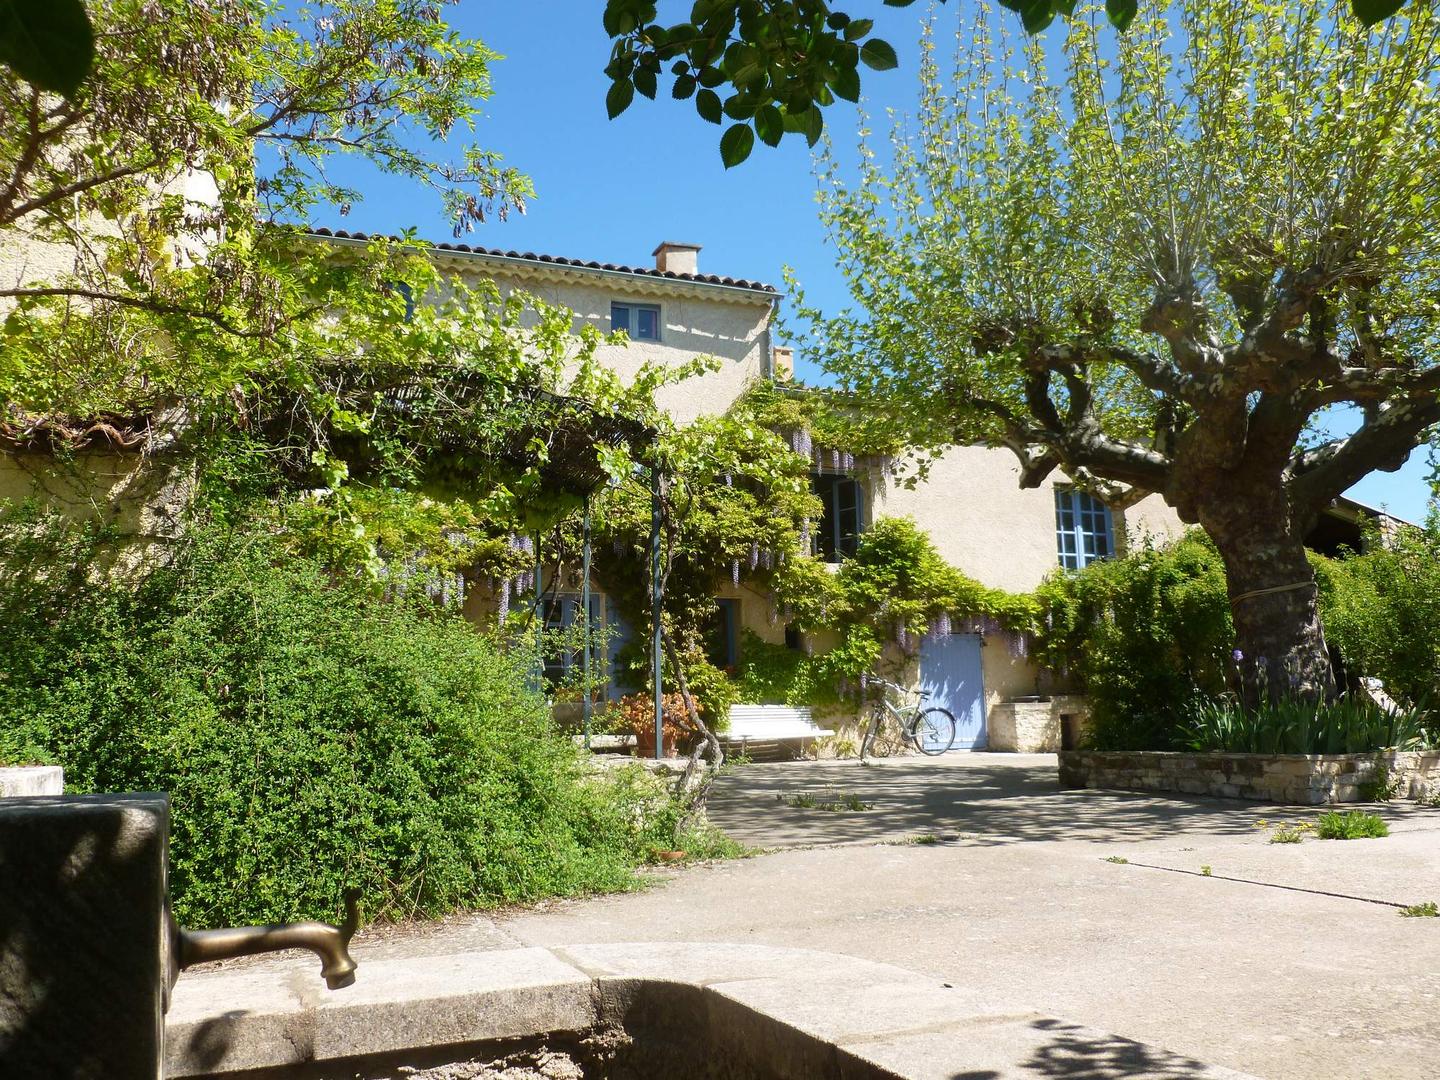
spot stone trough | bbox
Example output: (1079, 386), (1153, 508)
(164, 942), (1255, 1079)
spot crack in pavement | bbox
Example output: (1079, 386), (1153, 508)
(1114, 859), (1415, 909)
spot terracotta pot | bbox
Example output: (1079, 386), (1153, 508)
(630, 728), (673, 760)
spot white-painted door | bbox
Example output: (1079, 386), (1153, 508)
(917, 632), (986, 750)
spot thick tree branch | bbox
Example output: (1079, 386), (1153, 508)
(1289, 397), (1440, 512)
(0, 286), (317, 339)
(1, 161), (157, 228)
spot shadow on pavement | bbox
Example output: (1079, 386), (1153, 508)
(705, 755), (1303, 850)
(1005, 1016), (1235, 1079)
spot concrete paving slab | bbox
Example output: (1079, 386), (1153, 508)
(166, 944), (1248, 1079)
(181, 755), (1440, 1080)
(704, 755), (1335, 849)
(498, 830), (1440, 1079)
(1120, 822), (1440, 907)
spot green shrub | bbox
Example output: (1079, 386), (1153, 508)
(1039, 524), (1440, 747)
(1036, 532), (1233, 749)
(736, 630), (843, 706)
(0, 512), (704, 926)
(1320, 524), (1440, 708)
(1315, 810), (1389, 840)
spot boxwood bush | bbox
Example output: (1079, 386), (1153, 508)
(0, 510), (687, 926)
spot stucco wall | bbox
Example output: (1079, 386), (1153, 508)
(1121, 492), (1188, 551)
(0, 451), (191, 572)
(869, 444), (1185, 593)
(439, 260), (774, 426)
(2, 165), (220, 312)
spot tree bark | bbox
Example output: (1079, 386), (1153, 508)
(1196, 482), (1335, 705)
(661, 632), (723, 813)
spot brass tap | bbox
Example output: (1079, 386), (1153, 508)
(166, 889), (360, 1000)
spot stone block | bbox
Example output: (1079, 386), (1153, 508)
(0, 793), (169, 1080)
(0, 767), (64, 797)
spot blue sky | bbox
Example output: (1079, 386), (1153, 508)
(306, 2), (1435, 523)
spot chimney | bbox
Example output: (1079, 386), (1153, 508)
(653, 241), (701, 276)
(771, 346), (794, 381)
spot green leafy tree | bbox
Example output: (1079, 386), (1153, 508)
(601, 0), (1421, 165)
(0, 0), (530, 428)
(0, 2), (1421, 132)
(800, 0), (1440, 701)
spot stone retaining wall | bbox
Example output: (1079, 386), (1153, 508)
(1059, 749), (1440, 805)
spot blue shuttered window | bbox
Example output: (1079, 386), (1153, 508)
(812, 473), (865, 562)
(1055, 488), (1114, 570)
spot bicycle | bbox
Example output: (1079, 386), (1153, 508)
(859, 675), (957, 760)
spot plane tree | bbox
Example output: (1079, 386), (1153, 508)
(798, 0), (1440, 700)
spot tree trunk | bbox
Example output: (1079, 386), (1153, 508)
(1198, 486), (1335, 705)
(661, 632), (722, 813)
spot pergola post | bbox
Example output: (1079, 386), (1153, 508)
(533, 533), (544, 688)
(650, 467), (663, 760)
(580, 499), (592, 749)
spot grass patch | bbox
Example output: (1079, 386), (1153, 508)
(1315, 810), (1389, 840)
(1103, 855), (1129, 864)
(660, 819), (752, 862)
(1399, 901), (1439, 918)
(1200, 865), (1213, 876)
(777, 790), (872, 812)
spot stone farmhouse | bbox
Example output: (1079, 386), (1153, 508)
(302, 231), (1396, 755)
(0, 227), (1398, 754)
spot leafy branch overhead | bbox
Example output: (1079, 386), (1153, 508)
(602, 0), (1421, 167)
(0, 2), (1421, 133)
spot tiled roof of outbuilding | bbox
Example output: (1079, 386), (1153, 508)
(308, 228), (778, 294)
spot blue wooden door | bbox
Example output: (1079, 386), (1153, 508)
(917, 632), (986, 750)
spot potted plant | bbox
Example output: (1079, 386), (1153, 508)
(611, 692), (692, 757)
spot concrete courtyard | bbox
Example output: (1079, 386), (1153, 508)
(202, 755), (1440, 1079)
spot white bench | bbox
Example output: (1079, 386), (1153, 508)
(725, 704), (834, 750)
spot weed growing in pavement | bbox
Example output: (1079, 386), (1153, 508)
(1315, 810), (1389, 839)
(1254, 818), (1313, 844)
(1399, 902), (1438, 918)
(1103, 856), (1129, 864)
(1200, 865), (1213, 876)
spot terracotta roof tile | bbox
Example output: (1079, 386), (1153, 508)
(308, 228), (777, 294)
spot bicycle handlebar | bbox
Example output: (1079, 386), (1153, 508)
(865, 675), (928, 699)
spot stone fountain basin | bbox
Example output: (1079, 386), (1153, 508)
(165, 942), (1254, 1079)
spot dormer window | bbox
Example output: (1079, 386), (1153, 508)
(612, 302), (661, 342)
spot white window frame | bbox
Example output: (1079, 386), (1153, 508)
(1055, 487), (1114, 570)
(611, 301), (661, 342)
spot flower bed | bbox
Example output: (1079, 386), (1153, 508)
(1059, 749), (1440, 805)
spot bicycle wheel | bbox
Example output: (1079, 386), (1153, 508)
(914, 708), (957, 755)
